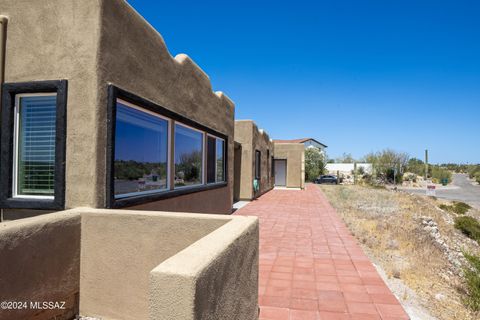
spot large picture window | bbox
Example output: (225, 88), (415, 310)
(114, 101), (169, 198)
(174, 124), (203, 187)
(0, 80), (67, 210)
(106, 86), (228, 208)
(14, 94), (57, 198)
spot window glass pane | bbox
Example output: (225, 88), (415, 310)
(255, 150), (261, 179)
(207, 136), (216, 184)
(175, 124), (203, 187)
(16, 95), (56, 196)
(216, 139), (225, 182)
(114, 102), (168, 198)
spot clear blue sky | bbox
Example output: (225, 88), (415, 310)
(127, 0), (479, 164)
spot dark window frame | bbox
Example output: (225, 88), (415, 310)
(215, 137), (226, 183)
(0, 80), (67, 210)
(106, 85), (228, 209)
(255, 150), (261, 180)
(271, 156), (275, 179)
(206, 134), (226, 185)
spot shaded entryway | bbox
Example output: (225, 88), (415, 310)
(234, 184), (409, 319)
(274, 159), (287, 186)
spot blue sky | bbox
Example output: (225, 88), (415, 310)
(127, 0), (479, 164)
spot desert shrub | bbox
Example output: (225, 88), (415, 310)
(357, 166), (365, 175)
(407, 158), (425, 176)
(476, 172), (480, 184)
(403, 172), (417, 182)
(462, 252), (480, 312)
(454, 202), (472, 214)
(439, 204), (449, 211)
(454, 216), (480, 243)
(431, 166), (452, 184)
(440, 202), (472, 215)
(468, 165), (480, 179)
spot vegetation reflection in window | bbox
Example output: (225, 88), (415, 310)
(114, 101), (169, 198)
(175, 124), (203, 187)
(216, 139), (225, 182)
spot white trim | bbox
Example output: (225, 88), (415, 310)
(12, 93), (56, 200)
(114, 99), (171, 197)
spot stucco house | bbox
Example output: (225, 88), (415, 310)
(234, 120), (274, 201)
(0, 0), (235, 217)
(0, 1), (258, 320)
(273, 138), (327, 189)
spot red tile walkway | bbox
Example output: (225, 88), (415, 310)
(235, 184), (409, 320)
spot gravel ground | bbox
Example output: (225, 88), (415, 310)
(319, 184), (480, 320)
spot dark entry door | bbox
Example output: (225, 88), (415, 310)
(274, 159), (287, 186)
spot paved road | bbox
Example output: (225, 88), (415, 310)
(402, 174), (480, 209)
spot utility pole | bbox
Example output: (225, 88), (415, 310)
(424, 149), (429, 181)
(353, 162), (357, 185)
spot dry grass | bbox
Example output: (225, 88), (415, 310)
(319, 184), (480, 320)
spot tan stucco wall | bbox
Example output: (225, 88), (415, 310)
(0, 207), (258, 320)
(150, 214), (258, 320)
(96, 0), (235, 213)
(80, 209), (235, 320)
(0, 0), (102, 209)
(0, 211), (81, 320)
(274, 143), (305, 189)
(234, 120), (274, 200)
(1, 0), (235, 214)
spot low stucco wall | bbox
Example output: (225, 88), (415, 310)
(150, 214), (258, 320)
(274, 143), (305, 189)
(0, 207), (258, 320)
(234, 120), (274, 200)
(79, 208), (258, 320)
(0, 211), (81, 320)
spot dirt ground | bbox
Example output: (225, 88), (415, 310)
(319, 184), (480, 320)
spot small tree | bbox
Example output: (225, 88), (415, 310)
(305, 148), (326, 181)
(336, 152), (355, 163)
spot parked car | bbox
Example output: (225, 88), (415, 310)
(315, 175), (338, 184)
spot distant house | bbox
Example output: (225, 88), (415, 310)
(326, 163), (373, 175)
(274, 138), (327, 153)
(272, 138), (327, 189)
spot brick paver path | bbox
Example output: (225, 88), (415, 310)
(235, 184), (409, 320)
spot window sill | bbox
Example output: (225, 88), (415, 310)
(110, 181), (228, 209)
(0, 197), (64, 210)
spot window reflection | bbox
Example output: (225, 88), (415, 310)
(114, 102), (168, 198)
(174, 124), (203, 187)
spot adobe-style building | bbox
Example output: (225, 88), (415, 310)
(273, 142), (306, 189)
(0, 0), (235, 217)
(234, 120), (274, 201)
(273, 138), (326, 189)
(0, 1), (258, 320)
